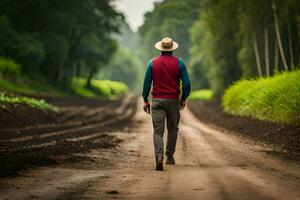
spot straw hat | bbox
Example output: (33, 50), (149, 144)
(154, 37), (179, 51)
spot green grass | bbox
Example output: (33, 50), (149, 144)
(0, 93), (58, 111)
(0, 75), (128, 112)
(189, 89), (213, 101)
(71, 78), (128, 99)
(0, 58), (65, 96)
(71, 78), (96, 98)
(222, 70), (300, 125)
(92, 79), (128, 99)
(0, 77), (66, 96)
(0, 76), (129, 100)
(0, 57), (21, 77)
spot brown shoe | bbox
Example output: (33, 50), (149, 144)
(166, 156), (175, 164)
(155, 156), (164, 171)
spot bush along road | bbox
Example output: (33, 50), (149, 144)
(0, 96), (299, 200)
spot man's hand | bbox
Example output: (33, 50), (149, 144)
(143, 102), (151, 114)
(180, 100), (186, 110)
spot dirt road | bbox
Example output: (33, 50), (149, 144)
(1, 98), (300, 200)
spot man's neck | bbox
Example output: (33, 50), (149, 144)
(161, 51), (172, 56)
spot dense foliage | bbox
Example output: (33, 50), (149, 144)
(189, 89), (213, 101)
(92, 80), (128, 99)
(222, 70), (300, 125)
(139, 0), (202, 62)
(0, 0), (123, 87)
(97, 47), (143, 91)
(140, 0), (300, 97)
(71, 78), (128, 99)
(190, 0), (300, 95)
(0, 57), (21, 77)
(0, 76), (64, 95)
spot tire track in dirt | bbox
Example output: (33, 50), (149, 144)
(178, 108), (300, 200)
(83, 101), (300, 200)
(1, 99), (300, 200)
(2, 95), (134, 148)
(1, 95), (127, 140)
(0, 94), (138, 176)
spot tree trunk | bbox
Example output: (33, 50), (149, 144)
(264, 28), (270, 76)
(272, 0), (288, 71)
(288, 21), (295, 70)
(296, 11), (300, 48)
(86, 67), (97, 89)
(76, 61), (82, 77)
(274, 38), (279, 72)
(253, 32), (263, 77)
(57, 65), (64, 84)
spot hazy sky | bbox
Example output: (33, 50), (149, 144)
(114, 0), (162, 32)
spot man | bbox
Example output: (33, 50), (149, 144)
(142, 37), (191, 171)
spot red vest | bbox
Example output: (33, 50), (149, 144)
(152, 55), (180, 99)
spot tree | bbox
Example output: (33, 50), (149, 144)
(189, 0), (300, 97)
(272, 0), (288, 71)
(139, 0), (202, 91)
(139, 0), (202, 62)
(97, 47), (143, 91)
(190, 0), (241, 96)
(0, 0), (123, 86)
(190, 18), (210, 89)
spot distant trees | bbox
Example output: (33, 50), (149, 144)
(190, 0), (300, 96)
(139, 0), (202, 90)
(0, 0), (123, 87)
(191, 0), (241, 96)
(140, 0), (299, 96)
(97, 23), (143, 91)
(139, 0), (202, 62)
(97, 47), (143, 91)
(1, 0), (298, 96)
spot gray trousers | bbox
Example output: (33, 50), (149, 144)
(151, 99), (180, 158)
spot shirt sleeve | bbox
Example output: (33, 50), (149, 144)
(142, 60), (153, 103)
(179, 59), (191, 101)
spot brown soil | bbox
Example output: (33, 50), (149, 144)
(0, 94), (113, 130)
(0, 98), (299, 200)
(189, 101), (300, 154)
(0, 101), (300, 200)
(0, 94), (137, 176)
(0, 104), (58, 130)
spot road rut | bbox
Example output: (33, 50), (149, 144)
(1, 99), (300, 200)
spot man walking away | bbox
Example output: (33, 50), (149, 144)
(142, 37), (191, 171)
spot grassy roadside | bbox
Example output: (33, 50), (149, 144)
(189, 89), (214, 101)
(0, 77), (65, 96)
(71, 78), (128, 100)
(0, 77), (129, 111)
(222, 70), (300, 126)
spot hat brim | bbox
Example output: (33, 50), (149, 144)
(154, 41), (179, 51)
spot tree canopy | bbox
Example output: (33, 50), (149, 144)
(0, 0), (123, 86)
(139, 0), (202, 62)
(190, 0), (300, 95)
(139, 0), (300, 96)
(1, 0), (299, 97)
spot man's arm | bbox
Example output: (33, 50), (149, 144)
(179, 59), (191, 103)
(142, 60), (153, 103)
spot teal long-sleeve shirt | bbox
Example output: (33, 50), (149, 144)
(142, 58), (191, 103)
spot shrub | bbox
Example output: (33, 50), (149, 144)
(0, 57), (21, 77)
(189, 89), (213, 101)
(71, 78), (96, 98)
(91, 79), (128, 99)
(222, 70), (300, 125)
(71, 78), (128, 99)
